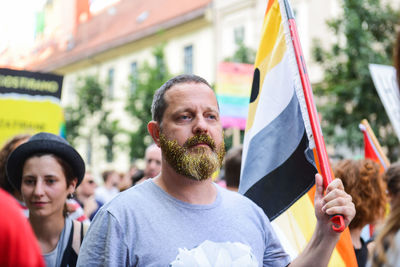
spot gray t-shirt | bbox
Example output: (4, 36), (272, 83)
(77, 179), (290, 267)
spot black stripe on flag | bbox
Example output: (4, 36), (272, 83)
(244, 131), (317, 221)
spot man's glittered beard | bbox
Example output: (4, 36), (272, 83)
(159, 133), (225, 181)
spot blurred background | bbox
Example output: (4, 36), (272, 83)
(0, 0), (399, 178)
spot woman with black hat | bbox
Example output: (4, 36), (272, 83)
(6, 132), (86, 267)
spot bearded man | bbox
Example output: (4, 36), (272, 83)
(77, 74), (355, 267)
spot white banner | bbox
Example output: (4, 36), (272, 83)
(369, 63), (400, 142)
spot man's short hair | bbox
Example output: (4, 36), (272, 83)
(151, 74), (212, 125)
(102, 170), (116, 182)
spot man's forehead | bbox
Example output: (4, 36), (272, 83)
(165, 82), (218, 105)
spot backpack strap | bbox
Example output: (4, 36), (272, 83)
(71, 220), (82, 254)
(80, 221), (84, 244)
(60, 221), (77, 267)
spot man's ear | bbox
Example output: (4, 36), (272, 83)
(148, 121), (160, 146)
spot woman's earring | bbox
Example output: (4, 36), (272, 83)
(69, 193), (74, 199)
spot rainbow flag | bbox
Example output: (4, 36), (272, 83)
(216, 62), (254, 130)
(239, 0), (357, 265)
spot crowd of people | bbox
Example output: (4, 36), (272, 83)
(0, 31), (400, 267)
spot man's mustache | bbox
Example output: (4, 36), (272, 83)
(183, 134), (216, 150)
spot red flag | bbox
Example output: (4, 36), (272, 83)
(359, 119), (390, 173)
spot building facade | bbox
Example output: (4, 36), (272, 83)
(2, 0), (345, 174)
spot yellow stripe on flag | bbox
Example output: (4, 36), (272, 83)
(246, 0), (286, 131)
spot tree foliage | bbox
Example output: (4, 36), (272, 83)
(64, 75), (120, 163)
(225, 40), (256, 64)
(126, 45), (171, 160)
(312, 0), (399, 160)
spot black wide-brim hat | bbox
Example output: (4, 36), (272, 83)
(6, 132), (85, 191)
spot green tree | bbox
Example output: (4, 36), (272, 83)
(65, 75), (104, 145)
(312, 0), (399, 160)
(126, 45), (171, 160)
(64, 75), (120, 162)
(98, 111), (120, 162)
(225, 40), (255, 64)
(64, 105), (83, 147)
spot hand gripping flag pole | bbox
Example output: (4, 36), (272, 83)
(283, 0), (345, 232)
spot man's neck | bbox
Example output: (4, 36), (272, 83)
(154, 164), (217, 205)
(76, 192), (90, 202)
(104, 182), (115, 190)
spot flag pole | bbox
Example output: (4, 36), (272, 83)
(283, 0), (345, 232)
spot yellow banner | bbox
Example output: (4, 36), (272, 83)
(0, 98), (64, 147)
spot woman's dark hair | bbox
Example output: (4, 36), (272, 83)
(0, 134), (30, 194)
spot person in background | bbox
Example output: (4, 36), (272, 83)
(6, 132), (86, 267)
(367, 31), (400, 267)
(120, 163), (146, 190)
(395, 29), (400, 87)
(0, 134), (30, 214)
(77, 74), (355, 266)
(75, 171), (103, 221)
(223, 145), (242, 192)
(0, 188), (45, 267)
(66, 196), (89, 225)
(334, 159), (387, 267)
(133, 143), (161, 185)
(131, 168), (144, 186)
(369, 162), (400, 266)
(94, 170), (120, 204)
(119, 165), (135, 191)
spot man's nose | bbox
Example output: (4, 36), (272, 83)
(192, 116), (208, 135)
(149, 161), (157, 169)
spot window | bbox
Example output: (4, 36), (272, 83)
(155, 54), (166, 79)
(107, 68), (114, 99)
(130, 62), (138, 95)
(234, 26), (245, 44)
(86, 138), (92, 165)
(184, 45), (193, 74)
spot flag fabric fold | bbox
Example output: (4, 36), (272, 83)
(239, 0), (357, 265)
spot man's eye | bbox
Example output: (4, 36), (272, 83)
(179, 115), (191, 120)
(207, 114), (217, 120)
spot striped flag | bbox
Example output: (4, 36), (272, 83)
(239, 0), (357, 265)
